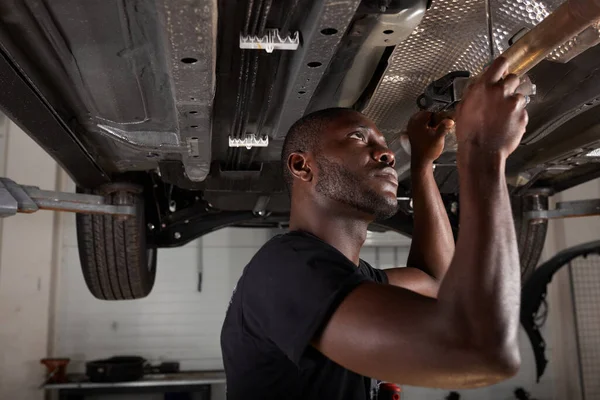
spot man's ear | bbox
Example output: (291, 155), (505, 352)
(288, 152), (313, 182)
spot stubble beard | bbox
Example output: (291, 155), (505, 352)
(315, 155), (398, 220)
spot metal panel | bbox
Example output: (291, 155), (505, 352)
(0, 45), (109, 188)
(547, 22), (600, 63)
(4, 0), (216, 180)
(361, 0), (492, 136)
(158, 0), (217, 181)
(490, 0), (564, 56)
(271, 0), (362, 139)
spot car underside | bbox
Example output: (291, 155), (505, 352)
(1, 0), (600, 299)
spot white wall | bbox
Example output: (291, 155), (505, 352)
(544, 178), (600, 400)
(0, 119), (60, 399)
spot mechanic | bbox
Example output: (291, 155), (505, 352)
(220, 57), (528, 400)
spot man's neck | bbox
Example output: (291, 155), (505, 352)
(289, 199), (370, 265)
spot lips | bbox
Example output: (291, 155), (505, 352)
(373, 168), (398, 186)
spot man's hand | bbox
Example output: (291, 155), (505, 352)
(406, 111), (455, 166)
(455, 57), (528, 159)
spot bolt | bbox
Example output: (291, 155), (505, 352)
(174, 232), (181, 239)
(147, 223), (155, 231)
(450, 201), (458, 215)
(184, 219), (189, 224)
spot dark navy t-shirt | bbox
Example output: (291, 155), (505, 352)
(220, 230), (388, 400)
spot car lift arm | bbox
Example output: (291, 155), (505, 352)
(0, 177), (135, 217)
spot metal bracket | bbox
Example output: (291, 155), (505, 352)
(239, 29), (300, 53)
(0, 178), (136, 218)
(416, 70), (537, 113)
(524, 198), (600, 221)
(416, 71), (471, 112)
(228, 134), (269, 149)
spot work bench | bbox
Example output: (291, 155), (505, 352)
(43, 371), (226, 400)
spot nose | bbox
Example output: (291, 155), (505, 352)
(373, 147), (395, 167)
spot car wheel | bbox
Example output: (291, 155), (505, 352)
(76, 185), (157, 300)
(512, 193), (549, 283)
(374, 194), (548, 283)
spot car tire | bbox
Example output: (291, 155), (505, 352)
(512, 194), (549, 283)
(76, 185), (157, 300)
(375, 194), (548, 284)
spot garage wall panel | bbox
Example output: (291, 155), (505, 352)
(55, 226), (271, 373)
(570, 255), (600, 400)
(0, 120), (59, 400)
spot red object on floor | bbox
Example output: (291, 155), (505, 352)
(378, 382), (401, 400)
(40, 358), (70, 383)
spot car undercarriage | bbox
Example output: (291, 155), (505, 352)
(1, 0), (600, 299)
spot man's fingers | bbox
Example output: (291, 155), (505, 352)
(435, 118), (455, 137)
(510, 93), (528, 110)
(482, 57), (509, 84)
(410, 110), (433, 126)
(501, 74), (520, 97)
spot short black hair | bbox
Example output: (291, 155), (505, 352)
(281, 107), (355, 192)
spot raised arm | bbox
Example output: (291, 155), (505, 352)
(313, 57), (527, 388)
(405, 112), (455, 280)
(385, 112), (456, 295)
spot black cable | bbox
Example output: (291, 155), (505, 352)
(228, 0), (258, 167)
(235, 0), (273, 170)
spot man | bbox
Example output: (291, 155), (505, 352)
(221, 57), (527, 399)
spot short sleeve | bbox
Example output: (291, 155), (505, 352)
(241, 235), (368, 365)
(358, 260), (389, 284)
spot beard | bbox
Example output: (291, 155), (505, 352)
(315, 155), (398, 220)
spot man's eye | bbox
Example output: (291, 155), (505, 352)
(349, 132), (366, 141)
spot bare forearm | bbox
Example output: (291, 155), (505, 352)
(439, 152), (520, 359)
(407, 161), (455, 281)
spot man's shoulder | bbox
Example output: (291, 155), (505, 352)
(252, 231), (328, 261)
(242, 230), (344, 281)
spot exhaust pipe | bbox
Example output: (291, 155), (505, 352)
(503, 0), (600, 77)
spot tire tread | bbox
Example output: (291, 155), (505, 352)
(76, 190), (156, 300)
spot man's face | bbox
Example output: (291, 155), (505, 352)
(312, 111), (399, 220)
